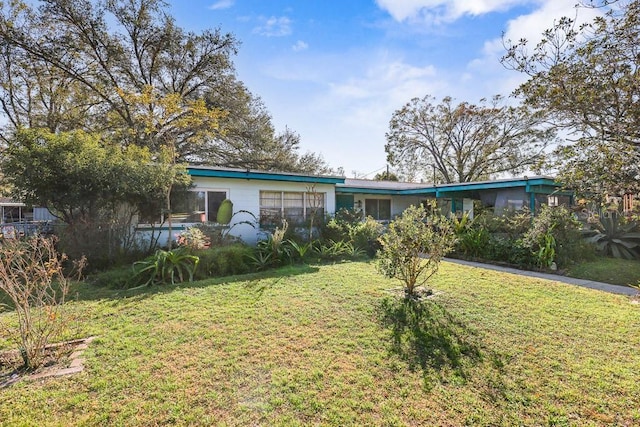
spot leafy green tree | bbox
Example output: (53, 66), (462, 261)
(2, 128), (188, 266)
(377, 204), (455, 297)
(3, 129), (181, 224)
(385, 95), (554, 183)
(374, 170), (399, 181)
(502, 1), (640, 199)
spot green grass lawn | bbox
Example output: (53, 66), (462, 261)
(1, 261), (639, 426)
(565, 257), (640, 286)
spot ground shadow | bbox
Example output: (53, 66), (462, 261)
(377, 296), (487, 389)
(7, 264), (322, 306)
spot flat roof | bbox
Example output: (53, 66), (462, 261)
(337, 176), (561, 195)
(187, 166), (345, 185)
(187, 167), (563, 195)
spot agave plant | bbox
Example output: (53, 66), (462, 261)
(131, 248), (200, 287)
(583, 215), (640, 259)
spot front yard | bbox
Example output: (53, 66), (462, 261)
(1, 261), (639, 426)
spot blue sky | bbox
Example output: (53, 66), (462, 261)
(167, 1), (601, 178)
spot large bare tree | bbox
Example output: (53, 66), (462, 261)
(385, 95), (554, 183)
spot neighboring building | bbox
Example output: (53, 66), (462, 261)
(0, 197), (57, 238)
(136, 167), (570, 245)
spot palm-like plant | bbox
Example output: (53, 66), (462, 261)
(584, 215), (640, 259)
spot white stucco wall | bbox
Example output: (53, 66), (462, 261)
(140, 177), (337, 246)
(194, 176), (336, 244)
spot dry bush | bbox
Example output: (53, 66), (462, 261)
(0, 236), (84, 370)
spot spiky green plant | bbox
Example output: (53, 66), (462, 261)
(583, 214), (640, 260)
(131, 248), (199, 287)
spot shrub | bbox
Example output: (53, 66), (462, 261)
(193, 245), (253, 279)
(131, 248), (199, 287)
(87, 265), (133, 289)
(456, 225), (491, 259)
(321, 218), (350, 243)
(522, 205), (591, 268)
(287, 240), (313, 263)
(450, 213), (492, 259)
(176, 227), (210, 251)
(475, 210), (531, 237)
(254, 219), (292, 267)
(193, 223), (240, 247)
(0, 236), (85, 370)
(377, 204), (456, 297)
(350, 217), (384, 257)
(321, 210), (383, 258)
(320, 208), (362, 243)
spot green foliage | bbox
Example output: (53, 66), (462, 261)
(287, 240), (313, 263)
(373, 171), (399, 181)
(521, 205), (591, 268)
(503, 2), (640, 198)
(350, 217), (385, 257)
(583, 214), (640, 260)
(131, 249), (199, 287)
(246, 250), (273, 271)
(453, 207), (592, 270)
(3, 129), (183, 224)
(216, 199), (233, 225)
(377, 204), (456, 296)
(456, 226), (491, 259)
(321, 210), (383, 258)
(2, 129), (188, 268)
(253, 219), (292, 267)
(176, 227), (211, 251)
(193, 245), (252, 279)
(450, 212), (482, 258)
(477, 210), (531, 237)
(87, 266), (135, 289)
(314, 240), (349, 261)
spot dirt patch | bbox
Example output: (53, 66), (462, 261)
(0, 336), (96, 389)
(385, 286), (441, 301)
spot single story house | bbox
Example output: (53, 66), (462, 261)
(137, 166), (571, 245)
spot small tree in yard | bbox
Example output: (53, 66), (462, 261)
(377, 204), (456, 298)
(0, 236), (84, 371)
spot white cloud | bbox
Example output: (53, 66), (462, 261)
(208, 0), (234, 11)
(466, 0), (604, 97)
(253, 16), (292, 37)
(256, 51), (450, 175)
(292, 40), (308, 52)
(375, 0), (529, 23)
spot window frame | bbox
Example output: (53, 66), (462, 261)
(139, 189), (228, 225)
(259, 190), (326, 227)
(364, 198), (391, 221)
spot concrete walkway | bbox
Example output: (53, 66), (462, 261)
(444, 258), (639, 296)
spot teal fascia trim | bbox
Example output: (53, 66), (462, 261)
(189, 168), (345, 185)
(400, 177), (558, 196)
(529, 191), (536, 216)
(336, 187), (404, 195)
(337, 187), (439, 196)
